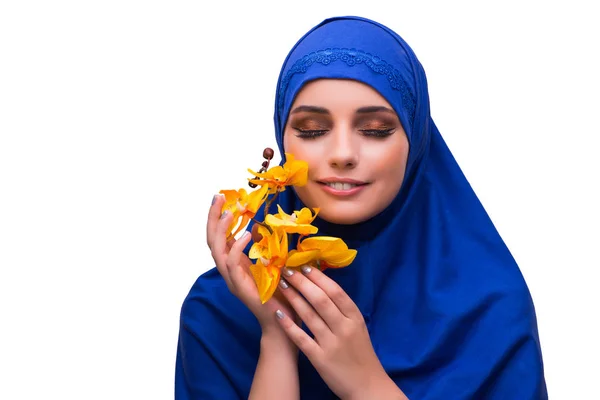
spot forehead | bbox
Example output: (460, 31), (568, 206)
(291, 79), (394, 111)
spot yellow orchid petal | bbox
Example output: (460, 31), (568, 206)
(220, 188), (247, 204)
(250, 224), (289, 266)
(293, 225), (319, 236)
(299, 236), (343, 251)
(283, 152), (295, 162)
(274, 204), (288, 219)
(264, 205), (318, 235)
(247, 153), (308, 191)
(285, 168), (308, 187)
(321, 249), (357, 267)
(249, 225), (274, 260)
(249, 241), (265, 260)
(257, 224), (272, 237)
(247, 168), (266, 178)
(286, 249), (320, 267)
(250, 261), (281, 304)
(265, 214), (318, 235)
(272, 227), (288, 258)
(295, 207), (319, 224)
(247, 166), (285, 181)
(218, 186), (268, 239)
(269, 166), (288, 181)
(273, 205), (317, 224)
(246, 184), (269, 212)
(263, 266), (281, 304)
(230, 214), (250, 239)
(282, 153), (308, 187)
(298, 236), (357, 267)
(221, 208), (242, 239)
(248, 178), (285, 195)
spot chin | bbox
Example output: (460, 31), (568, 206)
(317, 209), (372, 225)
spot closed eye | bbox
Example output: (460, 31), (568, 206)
(294, 128), (328, 139)
(360, 128), (395, 138)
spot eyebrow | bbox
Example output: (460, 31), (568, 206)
(290, 105), (329, 114)
(289, 105), (396, 115)
(356, 106), (396, 114)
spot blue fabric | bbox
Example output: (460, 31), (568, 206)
(176, 16), (547, 399)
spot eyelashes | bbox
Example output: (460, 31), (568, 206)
(360, 128), (396, 137)
(293, 128), (396, 139)
(293, 129), (328, 139)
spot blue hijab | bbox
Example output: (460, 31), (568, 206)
(176, 16), (547, 399)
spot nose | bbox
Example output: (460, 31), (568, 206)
(327, 127), (359, 170)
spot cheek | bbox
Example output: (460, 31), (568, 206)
(375, 141), (409, 186)
(284, 134), (321, 170)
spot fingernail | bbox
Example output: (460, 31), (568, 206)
(283, 267), (294, 277)
(220, 210), (228, 219)
(275, 310), (285, 319)
(241, 231), (250, 240)
(211, 195), (218, 205)
(279, 279), (289, 289)
(301, 265), (312, 274)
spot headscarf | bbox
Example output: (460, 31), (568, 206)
(176, 16), (547, 399)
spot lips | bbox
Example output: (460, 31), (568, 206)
(322, 182), (361, 191)
(316, 178), (369, 196)
(317, 178), (368, 185)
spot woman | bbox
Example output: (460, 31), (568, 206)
(176, 16), (547, 399)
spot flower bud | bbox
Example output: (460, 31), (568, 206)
(263, 147), (274, 160)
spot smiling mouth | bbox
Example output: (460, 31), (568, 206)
(320, 182), (363, 190)
(316, 178), (370, 192)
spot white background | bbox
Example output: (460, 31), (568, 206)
(1, 1), (598, 398)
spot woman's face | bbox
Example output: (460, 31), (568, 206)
(283, 79), (409, 225)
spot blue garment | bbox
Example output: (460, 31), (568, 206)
(176, 16), (547, 399)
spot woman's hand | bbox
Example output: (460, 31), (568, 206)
(275, 265), (408, 400)
(206, 194), (297, 336)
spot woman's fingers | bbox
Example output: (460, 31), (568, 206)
(301, 266), (362, 320)
(206, 194), (256, 299)
(281, 267), (352, 332)
(210, 208), (235, 286)
(226, 237), (237, 251)
(226, 231), (255, 295)
(275, 309), (322, 360)
(278, 276), (332, 342)
(206, 194), (233, 286)
(206, 194), (224, 250)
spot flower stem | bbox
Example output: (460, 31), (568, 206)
(264, 189), (280, 216)
(297, 235), (304, 248)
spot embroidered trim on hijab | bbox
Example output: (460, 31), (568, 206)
(277, 48), (417, 125)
